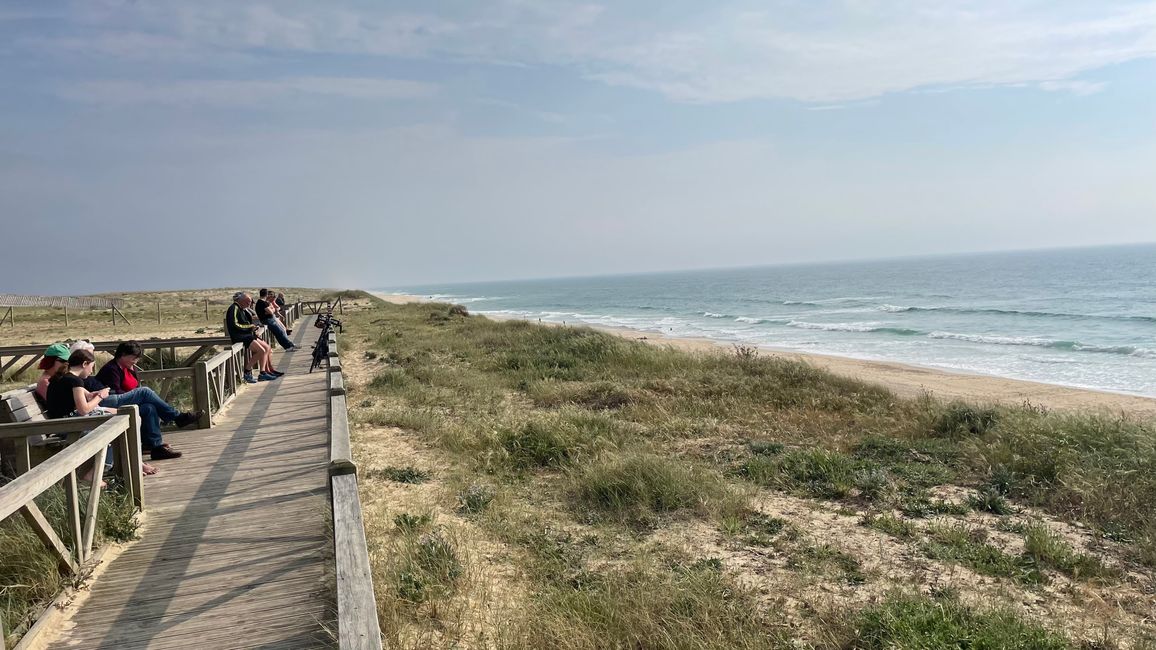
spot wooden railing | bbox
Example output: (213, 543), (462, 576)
(0, 337), (232, 381)
(1, 301), (304, 381)
(0, 407), (145, 646)
(326, 330), (382, 649)
(192, 344), (245, 429)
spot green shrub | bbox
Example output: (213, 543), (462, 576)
(861, 513), (917, 540)
(1022, 524), (1120, 582)
(498, 412), (620, 469)
(969, 488), (1014, 515)
(747, 440), (784, 456)
(741, 448), (860, 499)
(395, 529), (463, 603)
(921, 523), (1043, 584)
(569, 452), (735, 524)
(393, 512), (433, 533)
(366, 466), (431, 484)
(456, 484), (495, 514)
(851, 593), (1069, 649)
(511, 561), (782, 650)
(933, 403), (999, 438)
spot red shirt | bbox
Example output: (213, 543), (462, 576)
(121, 365), (139, 391)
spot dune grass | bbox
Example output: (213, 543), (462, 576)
(347, 300), (1156, 647)
(0, 486), (139, 643)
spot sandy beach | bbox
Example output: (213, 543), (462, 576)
(370, 292), (1156, 419)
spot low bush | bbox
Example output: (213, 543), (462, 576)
(850, 592), (1069, 649)
(569, 451), (737, 525)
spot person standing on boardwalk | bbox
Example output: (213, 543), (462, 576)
(225, 292), (282, 383)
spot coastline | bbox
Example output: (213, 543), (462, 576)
(369, 292), (1156, 419)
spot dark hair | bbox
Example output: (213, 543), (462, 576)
(114, 341), (144, 358)
(51, 349), (94, 382)
(259, 288), (268, 297)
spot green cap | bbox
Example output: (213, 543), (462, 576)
(44, 343), (71, 361)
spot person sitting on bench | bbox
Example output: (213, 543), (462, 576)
(226, 292), (282, 383)
(34, 342), (72, 402)
(45, 349), (116, 484)
(256, 288), (296, 350)
(275, 292), (291, 334)
(90, 340), (199, 462)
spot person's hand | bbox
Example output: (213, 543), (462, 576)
(98, 388), (110, 399)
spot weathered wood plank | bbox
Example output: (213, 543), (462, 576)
(80, 446), (108, 560)
(20, 501), (77, 575)
(41, 323), (337, 649)
(332, 473), (381, 649)
(63, 471), (83, 566)
(0, 416), (128, 521)
(0, 416), (116, 440)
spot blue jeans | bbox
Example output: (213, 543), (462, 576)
(263, 317), (294, 350)
(100, 387), (180, 449)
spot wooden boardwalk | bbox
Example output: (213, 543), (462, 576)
(47, 327), (336, 649)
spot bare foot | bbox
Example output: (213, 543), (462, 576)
(142, 462), (158, 476)
(80, 467), (108, 488)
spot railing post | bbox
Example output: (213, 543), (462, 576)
(193, 361), (212, 429)
(63, 470), (83, 567)
(118, 406), (144, 510)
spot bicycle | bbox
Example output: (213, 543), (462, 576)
(309, 307), (342, 373)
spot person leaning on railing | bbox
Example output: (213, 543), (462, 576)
(275, 292), (291, 335)
(225, 291), (283, 383)
(256, 288), (297, 351)
(88, 340), (201, 464)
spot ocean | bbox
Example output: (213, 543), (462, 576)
(382, 244), (1156, 397)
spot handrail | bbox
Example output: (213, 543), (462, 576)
(0, 407), (144, 563)
(1, 337), (233, 380)
(0, 408), (144, 649)
(326, 332), (382, 649)
(193, 343), (246, 427)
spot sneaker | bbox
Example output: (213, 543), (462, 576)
(150, 444), (183, 460)
(174, 411), (205, 429)
(258, 372), (280, 381)
(270, 370), (285, 377)
(243, 373), (258, 384)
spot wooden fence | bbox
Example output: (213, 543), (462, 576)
(326, 329), (382, 649)
(0, 407), (145, 648)
(0, 302), (303, 381)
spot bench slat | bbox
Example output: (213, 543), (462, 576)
(4, 404), (33, 424)
(12, 391), (40, 411)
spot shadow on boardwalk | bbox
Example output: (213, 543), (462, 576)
(48, 327), (336, 650)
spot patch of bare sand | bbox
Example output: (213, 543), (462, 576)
(649, 489), (1156, 647)
(367, 292), (426, 305)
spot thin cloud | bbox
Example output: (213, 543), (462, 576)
(53, 77), (439, 107)
(40, 1), (1156, 104)
(1038, 79), (1107, 95)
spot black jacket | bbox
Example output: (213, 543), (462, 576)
(225, 303), (257, 342)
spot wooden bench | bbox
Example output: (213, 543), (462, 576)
(0, 386), (78, 477)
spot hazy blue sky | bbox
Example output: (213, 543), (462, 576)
(2, 1), (1155, 294)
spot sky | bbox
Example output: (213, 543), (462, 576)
(2, 0), (1155, 294)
